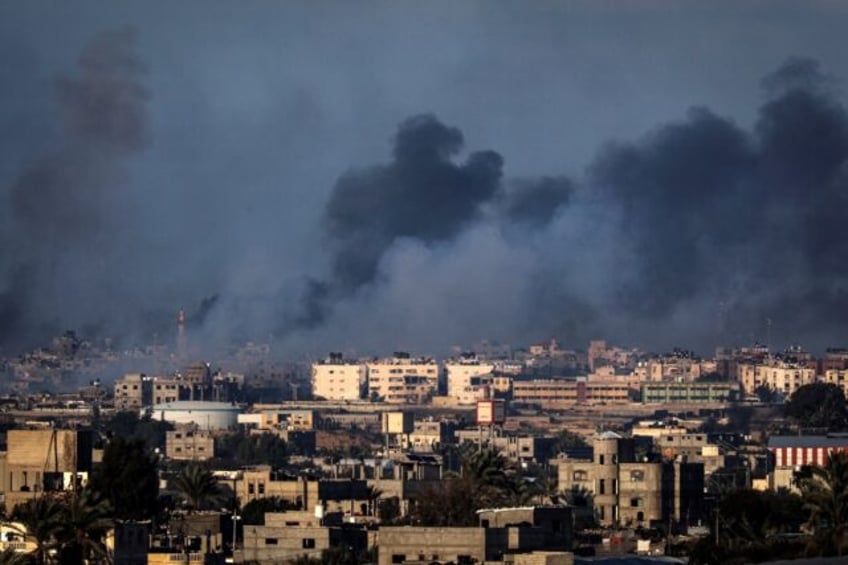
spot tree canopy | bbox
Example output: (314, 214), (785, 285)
(89, 437), (159, 521)
(786, 382), (848, 431)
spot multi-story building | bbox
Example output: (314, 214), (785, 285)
(0, 429), (94, 510)
(512, 378), (631, 409)
(367, 353), (439, 404)
(737, 362), (817, 396)
(821, 369), (848, 397)
(114, 373), (152, 410)
(588, 340), (642, 372)
(116, 366), (240, 410)
(311, 354), (366, 401)
(555, 432), (704, 528)
(645, 349), (716, 382)
(454, 429), (557, 463)
(445, 355), (495, 405)
(234, 471), (370, 516)
(151, 376), (182, 405)
(640, 432), (725, 478)
(822, 348), (848, 372)
(166, 425), (215, 461)
(640, 382), (740, 404)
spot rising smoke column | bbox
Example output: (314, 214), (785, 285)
(0, 28), (150, 348)
(587, 57), (848, 345)
(294, 114), (504, 327)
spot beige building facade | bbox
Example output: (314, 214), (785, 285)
(445, 359), (496, 405)
(737, 363), (817, 396)
(367, 356), (439, 404)
(311, 357), (366, 401)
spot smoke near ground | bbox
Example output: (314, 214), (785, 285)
(3, 21), (848, 357)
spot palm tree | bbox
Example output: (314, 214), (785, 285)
(172, 464), (223, 512)
(9, 497), (64, 565)
(799, 450), (848, 556)
(55, 489), (113, 564)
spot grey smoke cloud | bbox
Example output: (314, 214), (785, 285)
(3, 3), (848, 359)
(1, 28), (150, 347)
(292, 114), (504, 329)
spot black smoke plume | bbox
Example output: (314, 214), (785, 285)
(588, 56), (848, 346)
(503, 176), (573, 227)
(0, 28), (150, 348)
(293, 114), (504, 327)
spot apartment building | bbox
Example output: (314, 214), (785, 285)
(737, 362), (816, 396)
(445, 355), (496, 405)
(151, 376), (182, 405)
(643, 433), (724, 478)
(114, 373), (152, 410)
(821, 369), (848, 397)
(367, 353), (439, 404)
(311, 354), (366, 401)
(555, 432), (704, 528)
(454, 429), (556, 463)
(166, 425), (215, 461)
(645, 351), (717, 382)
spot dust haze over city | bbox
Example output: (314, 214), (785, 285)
(3, 2), (848, 358)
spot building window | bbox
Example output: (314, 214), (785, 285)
(392, 556), (405, 564)
(599, 455), (605, 465)
(630, 470), (644, 482)
(265, 538), (278, 545)
(573, 470), (588, 482)
(302, 539), (315, 549)
(248, 483), (255, 495)
(630, 497), (643, 507)
(599, 479), (606, 495)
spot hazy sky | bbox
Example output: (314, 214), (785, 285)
(2, 1), (848, 357)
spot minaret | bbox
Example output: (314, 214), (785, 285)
(177, 308), (187, 360)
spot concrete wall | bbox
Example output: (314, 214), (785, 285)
(377, 527), (488, 565)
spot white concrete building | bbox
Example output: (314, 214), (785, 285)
(311, 354), (366, 401)
(367, 353), (438, 404)
(445, 356), (495, 405)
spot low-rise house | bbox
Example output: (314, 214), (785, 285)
(240, 511), (367, 563)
